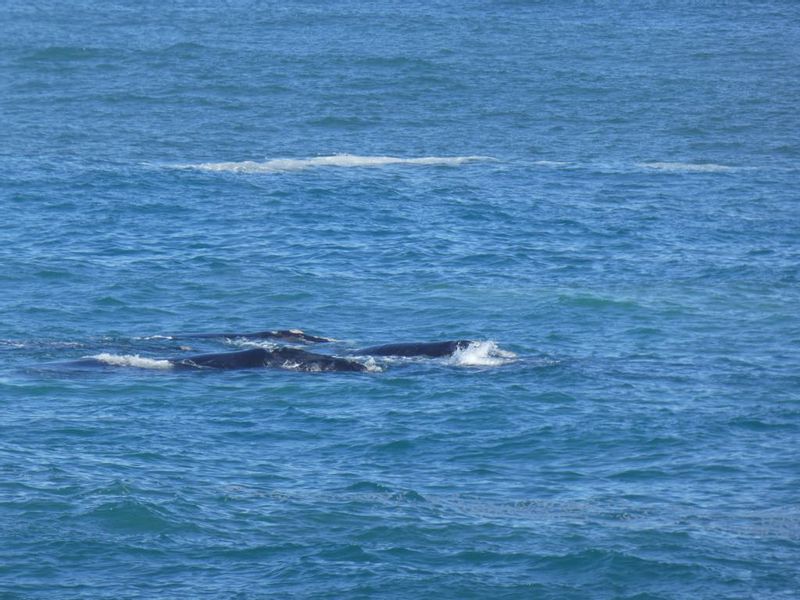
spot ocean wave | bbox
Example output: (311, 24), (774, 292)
(448, 341), (517, 367)
(175, 154), (495, 173)
(90, 353), (173, 370)
(638, 162), (734, 173)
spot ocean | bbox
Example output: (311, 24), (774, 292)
(1, 1), (799, 598)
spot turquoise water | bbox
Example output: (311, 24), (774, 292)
(2, 1), (799, 597)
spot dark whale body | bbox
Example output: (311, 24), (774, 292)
(52, 338), (484, 373)
(173, 347), (367, 372)
(174, 329), (332, 343)
(357, 340), (474, 358)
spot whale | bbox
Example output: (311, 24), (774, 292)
(63, 347), (368, 372)
(48, 339), (491, 373)
(173, 347), (366, 371)
(171, 329), (333, 343)
(357, 340), (474, 357)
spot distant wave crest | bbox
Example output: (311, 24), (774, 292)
(638, 162), (734, 173)
(177, 154), (494, 173)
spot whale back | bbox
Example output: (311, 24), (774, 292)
(357, 340), (473, 358)
(171, 347), (366, 372)
(267, 347), (368, 372)
(172, 347), (270, 369)
(176, 329), (331, 343)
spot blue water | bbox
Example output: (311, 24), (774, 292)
(2, 1), (799, 597)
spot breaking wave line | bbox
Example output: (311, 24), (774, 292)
(175, 154), (495, 173)
(638, 162), (734, 173)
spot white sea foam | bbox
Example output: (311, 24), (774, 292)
(226, 339), (278, 350)
(638, 162), (734, 173)
(362, 357), (383, 373)
(281, 360), (309, 371)
(91, 353), (174, 370)
(447, 341), (517, 367)
(177, 154), (494, 173)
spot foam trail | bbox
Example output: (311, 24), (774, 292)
(638, 162), (734, 173)
(177, 154), (495, 173)
(448, 341), (517, 367)
(90, 353), (174, 370)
